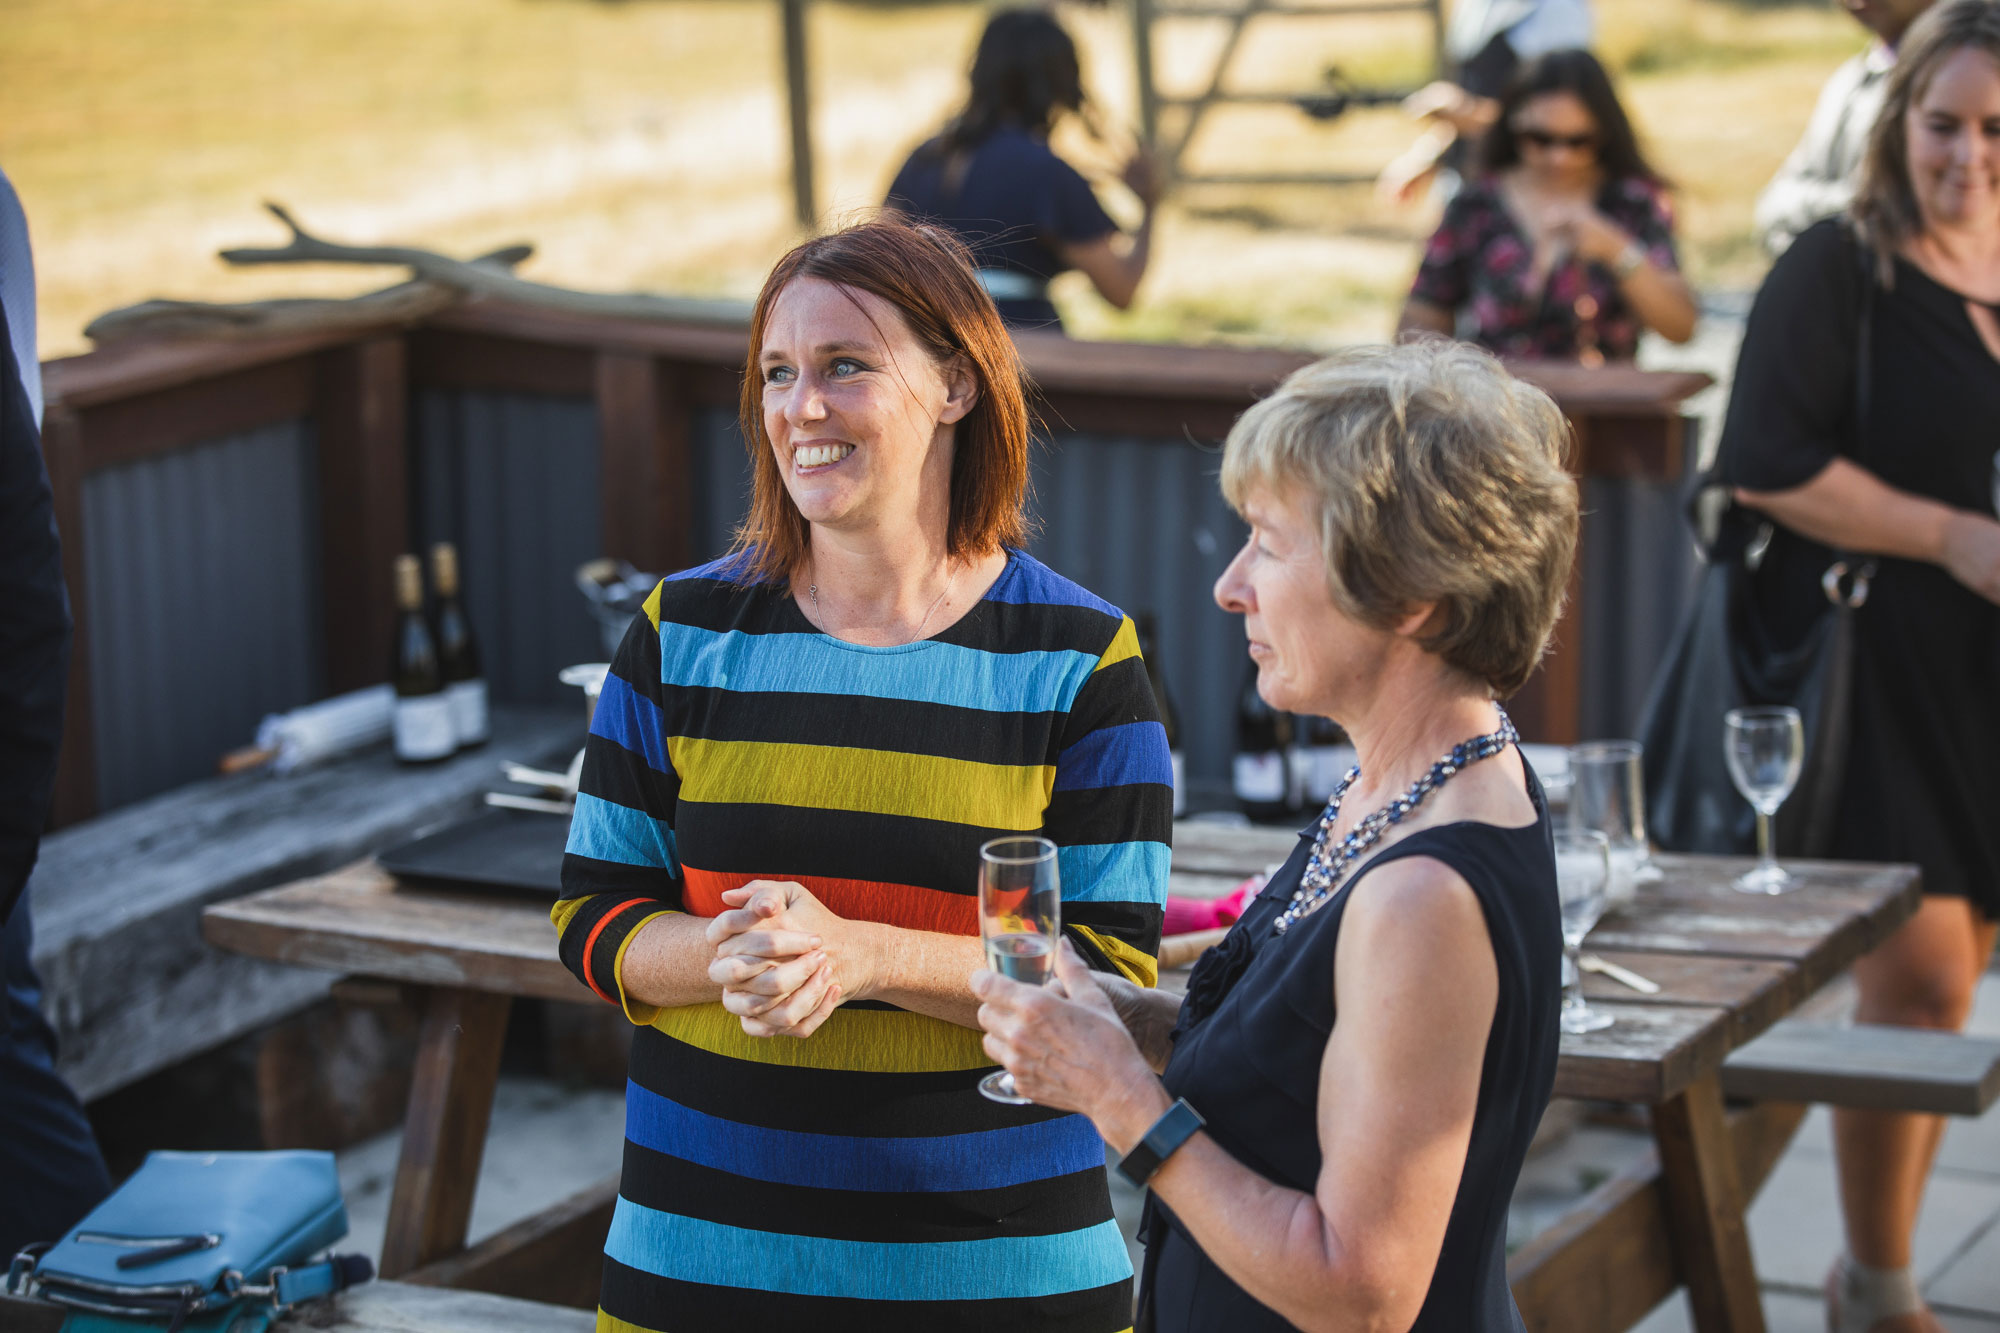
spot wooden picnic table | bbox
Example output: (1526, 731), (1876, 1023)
(201, 820), (1920, 1332)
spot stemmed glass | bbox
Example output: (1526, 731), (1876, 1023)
(1723, 706), (1806, 895)
(1555, 829), (1615, 1034)
(1568, 740), (1663, 901)
(977, 836), (1060, 1105)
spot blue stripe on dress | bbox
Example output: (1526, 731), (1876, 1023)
(980, 552), (1122, 618)
(604, 1198), (1132, 1300)
(657, 624), (1097, 716)
(1058, 842), (1170, 905)
(591, 672), (675, 777)
(624, 1081), (1105, 1192)
(567, 793), (679, 873)
(1053, 720), (1173, 791)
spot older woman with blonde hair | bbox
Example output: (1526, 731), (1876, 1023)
(975, 338), (1577, 1332)
(1720, 4), (2000, 1327)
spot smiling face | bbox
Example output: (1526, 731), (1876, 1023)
(1212, 483), (1388, 719)
(758, 277), (975, 544)
(1512, 91), (1601, 188)
(1906, 46), (2000, 229)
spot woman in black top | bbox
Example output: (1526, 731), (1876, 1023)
(886, 9), (1156, 330)
(974, 339), (1576, 1332)
(1721, 6), (2000, 1329)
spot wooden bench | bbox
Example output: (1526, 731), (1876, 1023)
(24, 708), (577, 1102)
(0, 1280), (595, 1332)
(1721, 1019), (2000, 1116)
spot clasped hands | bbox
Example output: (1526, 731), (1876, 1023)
(705, 880), (865, 1037)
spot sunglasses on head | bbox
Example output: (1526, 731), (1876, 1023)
(1516, 127), (1597, 151)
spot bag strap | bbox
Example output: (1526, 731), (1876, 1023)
(256, 1253), (373, 1309)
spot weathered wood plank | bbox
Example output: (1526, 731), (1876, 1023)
(1581, 950), (1799, 1045)
(318, 336), (410, 694)
(1720, 1020), (2000, 1116)
(1166, 821), (1303, 875)
(404, 1174), (617, 1308)
(27, 708), (578, 1100)
(1554, 1003), (1731, 1104)
(302, 1280), (598, 1332)
(380, 988), (513, 1279)
(1653, 1074), (1766, 1333)
(204, 860), (589, 1004)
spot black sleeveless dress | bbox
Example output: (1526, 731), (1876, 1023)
(1141, 776), (1563, 1332)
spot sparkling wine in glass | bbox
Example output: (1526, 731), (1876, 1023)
(978, 836), (1060, 1105)
(1555, 829), (1614, 1035)
(1723, 706), (1805, 895)
(1568, 740), (1662, 901)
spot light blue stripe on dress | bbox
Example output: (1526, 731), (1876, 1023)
(603, 1198), (1132, 1300)
(624, 1081), (1105, 1192)
(657, 623), (1098, 715)
(1059, 841), (1170, 905)
(567, 792), (679, 874)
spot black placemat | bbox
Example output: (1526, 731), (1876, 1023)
(377, 807), (570, 897)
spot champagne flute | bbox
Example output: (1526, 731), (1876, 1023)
(1723, 706), (1805, 895)
(977, 836), (1060, 1105)
(1555, 829), (1614, 1034)
(1568, 740), (1663, 901)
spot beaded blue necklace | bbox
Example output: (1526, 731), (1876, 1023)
(1273, 706), (1520, 934)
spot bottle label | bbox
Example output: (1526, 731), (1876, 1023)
(447, 679), (490, 745)
(1171, 750), (1187, 819)
(1233, 752), (1285, 803)
(394, 696), (456, 761)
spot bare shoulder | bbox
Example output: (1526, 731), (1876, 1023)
(1341, 854), (1491, 951)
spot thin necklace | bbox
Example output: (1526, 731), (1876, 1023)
(809, 559), (959, 643)
(1274, 706), (1519, 933)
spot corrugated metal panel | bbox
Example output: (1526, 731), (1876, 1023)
(1576, 473), (1700, 741)
(411, 390), (604, 706)
(690, 405), (752, 563)
(82, 421), (324, 810)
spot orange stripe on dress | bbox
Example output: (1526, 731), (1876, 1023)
(682, 866), (977, 935)
(580, 897), (650, 1004)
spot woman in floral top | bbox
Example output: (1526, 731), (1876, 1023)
(1398, 49), (1697, 363)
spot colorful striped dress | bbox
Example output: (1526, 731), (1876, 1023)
(552, 549), (1171, 1332)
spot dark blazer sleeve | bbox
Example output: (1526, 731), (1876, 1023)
(0, 312), (71, 925)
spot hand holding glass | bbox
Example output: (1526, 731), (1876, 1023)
(977, 836), (1060, 1105)
(1555, 829), (1615, 1034)
(1723, 707), (1805, 895)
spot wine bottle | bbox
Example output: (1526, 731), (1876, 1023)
(390, 554), (455, 764)
(1233, 666), (1294, 822)
(1133, 614), (1186, 818)
(1299, 713), (1350, 806)
(429, 542), (489, 749)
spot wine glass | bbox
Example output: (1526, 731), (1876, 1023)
(1568, 740), (1663, 902)
(977, 836), (1060, 1105)
(1555, 829), (1614, 1034)
(1723, 706), (1805, 895)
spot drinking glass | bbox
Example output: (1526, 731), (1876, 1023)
(1568, 740), (1662, 902)
(977, 836), (1060, 1105)
(1723, 706), (1805, 895)
(1555, 829), (1615, 1034)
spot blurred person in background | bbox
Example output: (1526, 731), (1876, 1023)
(1398, 49), (1697, 362)
(0, 165), (113, 1259)
(1719, 5), (2000, 1327)
(886, 8), (1157, 331)
(976, 340), (1574, 1333)
(1757, 0), (1940, 256)
(1379, 0), (1596, 204)
(550, 217), (1168, 1332)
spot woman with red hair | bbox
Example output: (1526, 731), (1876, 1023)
(550, 217), (1169, 1331)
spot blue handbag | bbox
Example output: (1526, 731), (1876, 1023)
(6, 1150), (373, 1332)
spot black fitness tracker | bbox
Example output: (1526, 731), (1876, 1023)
(1116, 1097), (1206, 1187)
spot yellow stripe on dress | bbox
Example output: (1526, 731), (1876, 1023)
(1074, 925), (1158, 989)
(666, 737), (1053, 831)
(642, 580), (663, 632)
(1096, 615), (1141, 672)
(599, 1311), (664, 1333)
(652, 1001), (992, 1073)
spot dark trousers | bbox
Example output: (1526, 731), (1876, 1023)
(0, 900), (110, 1259)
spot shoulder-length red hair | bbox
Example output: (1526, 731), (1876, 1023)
(729, 216), (1032, 585)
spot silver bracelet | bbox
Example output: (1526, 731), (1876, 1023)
(1612, 238), (1647, 279)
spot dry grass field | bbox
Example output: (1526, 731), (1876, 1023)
(0, 0), (1867, 358)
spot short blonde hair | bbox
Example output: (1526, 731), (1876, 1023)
(1220, 340), (1578, 697)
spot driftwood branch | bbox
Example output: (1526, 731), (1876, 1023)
(86, 204), (751, 344)
(220, 202), (750, 326)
